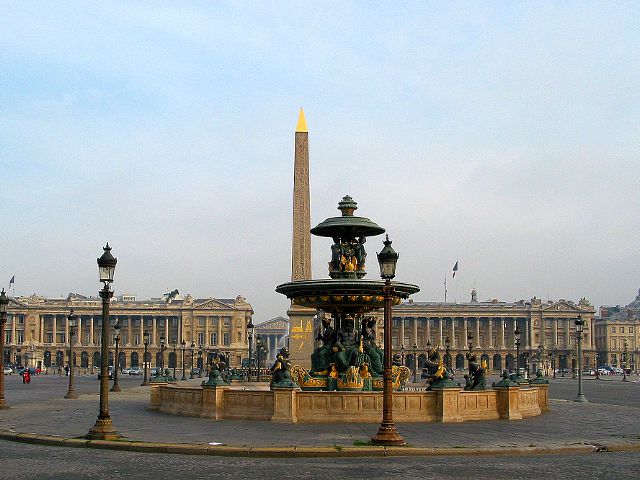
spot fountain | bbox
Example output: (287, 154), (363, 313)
(276, 195), (420, 392)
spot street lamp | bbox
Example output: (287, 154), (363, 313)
(371, 235), (405, 446)
(110, 321), (121, 392)
(65, 310), (79, 399)
(197, 346), (203, 377)
(256, 335), (263, 382)
(551, 348), (558, 378)
(247, 318), (254, 381)
(514, 324), (522, 381)
(622, 340), (629, 382)
(141, 331), (150, 386)
(412, 343), (418, 383)
(444, 336), (451, 369)
(181, 339), (187, 380)
(189, 341), (195, 379)
(172, 342), (177, 380)
(575, 315), (588, 403)
(87, 243), (119, 440)
(400, 344), (405, 366)
(594, 352), (600, 380)
(158, 336), (166, 375)
(0, 289), (10, 409)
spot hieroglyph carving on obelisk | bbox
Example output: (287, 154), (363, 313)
(291, 108), (311, 281)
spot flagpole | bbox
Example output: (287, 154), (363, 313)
(443, 277), (447, 302)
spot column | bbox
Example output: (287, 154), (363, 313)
(528, 317), (534, 350)
(475, 318), (481, 348)
(204, 316), (210, 347)
(127, 315), (132, 346)
(217, 317), (222, 346)
(89, 316), (95, 346)
(540, 316), (546, 347)
(64, 314), (69, 346)
(413, 317), (418, 346)
(462, 318), (468, 349)
(425, 318), (431, 345)
(152, 317), (157, 345)
(499, 318), (505, 349)
(399, 317), (405, 347)
(177, 316), (182, 345)
(139, 316), (144, 345)
(564, 319), (570, 349)
(552, 318), (558, 347)
(77, 316), (82, 346)
(487, 318), (493, 348)
(437, 318), (443, 346)
(165, 317), (170, 343)
(12, 314), (18, 344)
(52, 315), (57, 345)
(450, 317), (456, 347)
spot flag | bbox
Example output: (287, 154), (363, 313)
(9, 275), (14, 285)
(452, 261), (458, 278)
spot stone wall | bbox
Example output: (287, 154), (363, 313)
(153, 384), (548, 424)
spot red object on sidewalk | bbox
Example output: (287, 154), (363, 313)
(23, 370), (31, 384)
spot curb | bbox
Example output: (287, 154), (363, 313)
(1, 430), (640, 458)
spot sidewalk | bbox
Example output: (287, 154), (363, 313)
(1, 380), (639, 457)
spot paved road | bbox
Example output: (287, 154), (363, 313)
(1, 439), (639, 480)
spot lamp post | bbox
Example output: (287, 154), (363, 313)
(197, 347), (203, 377)
(444, 336), (451, 369)
(409, 344), (418, 383)
(551, 348), (557, 378)
(594, 352), (600, 380)
(622, 340), (629, 382)
(189, 341), (195, 379)
(0, 289), (10, 409)
(141, 331), (150, 386)
(65, 310), (79, 399)
(372, 235), (405, 446)
(87, 243), (119, 440)
(256, 335), (262, 382)
(575, 315), (588, 403)
(400, 344), (405, 366)
(110, 321), (121, 392)
(181, 339), (187, 380)
(514, 324), (522, 381)
(247, 318), (254, 381)
(537, 343), (545, 376)
(172, 343), (177, 380)
(159, 336), (166, 375)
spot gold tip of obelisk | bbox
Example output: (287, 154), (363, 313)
(296, 108), (308, 132)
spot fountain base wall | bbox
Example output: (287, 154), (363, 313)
(152, 384), (547, 423)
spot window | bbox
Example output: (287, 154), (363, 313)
(211, 317), (218, 326)
(134, 334), (140, 346)
(223, 317), (230, 327)
(18, 315), (24, 324)
(198, 333), (205, 345)
(198, 317), (205, 326)
(17, 331), (24, 343)
(611, 327), (616, 333)
(5, 332), (10, 344)
(210, 332), (217, 346)
(630, 327), (634, 333)
(46, 333), (53, 343)
(620, 327), (625, 333)
(223, 332), (230, 346)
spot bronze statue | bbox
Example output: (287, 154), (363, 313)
(311, 316), (336, 374)
(270, 347), (296, 388)
(463, 352), (486, 391)
(333, 317), (362, 371)
(361, 316), (383, 375)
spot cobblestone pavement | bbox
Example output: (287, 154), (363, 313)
(1, 438), (639, 480)
(1, 374), (639, 449)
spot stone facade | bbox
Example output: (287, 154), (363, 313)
(2, 292), (254, 371)
(254, 316), (289, 365)
(382, 292), (596, 373)
(594, 289), (639, 370)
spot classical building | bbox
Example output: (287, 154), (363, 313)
(2, 291), (254, 371)
(254, 316), (290, 365)
(383, 290), (596, 373)
(594, 289), (639, 370)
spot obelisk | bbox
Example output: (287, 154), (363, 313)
(287, 108), (316, 368)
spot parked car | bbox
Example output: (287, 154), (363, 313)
(17, 367), (40, 376)
(97, 366), (114, 380)
(3, 366), (13, 375)
(128, 367), (143, 375)
(581, 369), (596, 376)
(150, 367), (161, 376)
(121, 367), (133, 375)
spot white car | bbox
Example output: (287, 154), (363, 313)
(3, 366), (13, 375)
(120, 367), (133, 375)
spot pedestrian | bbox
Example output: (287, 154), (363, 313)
(23, 368), (31, 384)
(65, 364), (70, 376)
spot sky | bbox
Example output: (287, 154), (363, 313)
(1, 2), (639, 322)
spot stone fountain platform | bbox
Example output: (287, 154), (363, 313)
(151, 381), (548, 423)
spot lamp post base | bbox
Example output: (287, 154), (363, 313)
(371, 422), (406, 446)
(110, 384), (121, 392)
(0, 398), (9, 409)
(64, 389), (78, 399)
(575, 394), (589, 403)
(86, 418), (119, 440)
(141, 379), (149, 386)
